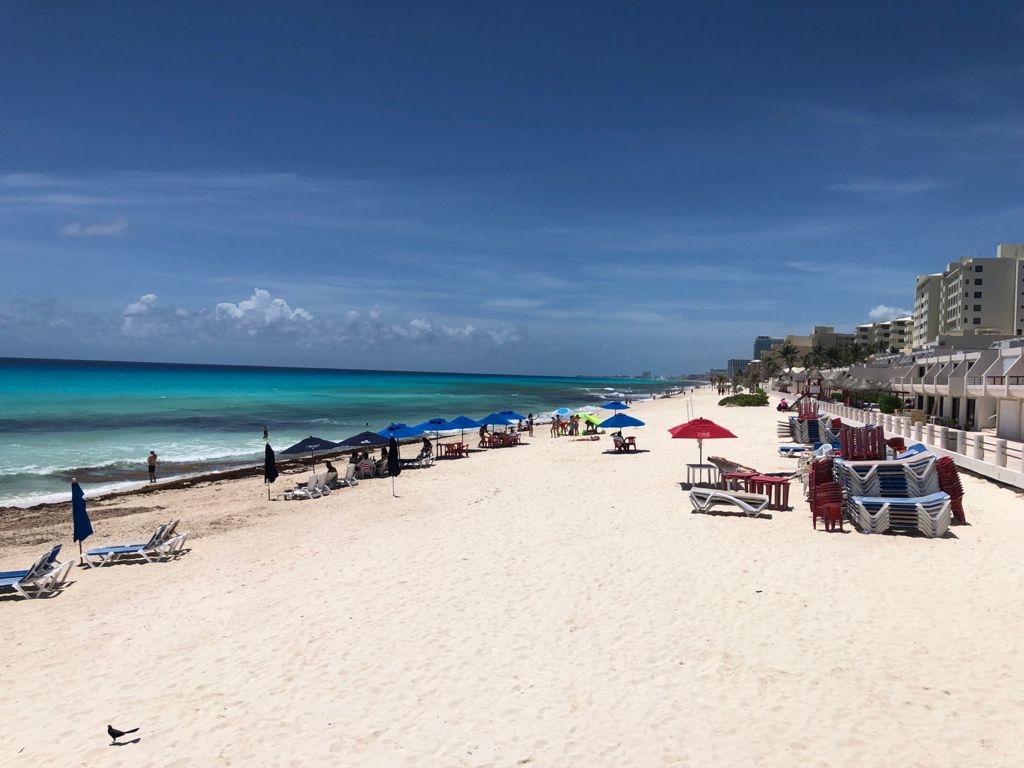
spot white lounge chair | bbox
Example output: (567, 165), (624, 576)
(688, 487), (770, 517)
(0, 546), (75, 599)
(81, 523), (189, 568)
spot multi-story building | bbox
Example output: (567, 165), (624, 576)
(753, 335), (783, 360)
(913, 274), (943, 348)
(913, 243), (1024, 349)
(784, 326), (856, 357)
(855, 317), (912, 353)
(726, 359), (750, 378)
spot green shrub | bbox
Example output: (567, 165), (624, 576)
(719, 389), (769, 407)
(877, 393), (901, 414)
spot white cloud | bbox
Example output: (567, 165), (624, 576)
(61, 216), (129, 237)
(868, 304), (912, 321)
(124, 293), (157, 315)
(829, 177), (946, 202)
(215, 288), (314, 325)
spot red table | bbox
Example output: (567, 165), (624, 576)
(443, 442), (469, 458)
(721, 471), (757, 491)
(749, 474), (791, 510)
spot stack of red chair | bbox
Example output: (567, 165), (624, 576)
(808, 457), (844, 530)
(798, 399), (819, 420)
(839, 425), (886, 460)
(886, 436), (906, 454)
(936, 456), (966, 524)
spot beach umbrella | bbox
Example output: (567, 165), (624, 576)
(415, 417), (460, 451)
(668, 417), (737, 466)
(71, 478), (93, 555)
(263, 444), (278, 500)
(601, 400), (630, 411)
(378, 423), (425, 439)
(499, 409), (526, 422)
(387, 435), (401, 496)
(280, 435), (339, 471)
(447, 415), (482, 443)
(597, 412), (646, 429)
(479, 412), (514, 427)
(552, 407), (574, 418)
(336, 430), (390, 448)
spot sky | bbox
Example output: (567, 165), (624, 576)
(2, 2), (1023, 377)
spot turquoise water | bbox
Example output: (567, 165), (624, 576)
(0, 358), (682, 507)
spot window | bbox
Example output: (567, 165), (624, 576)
(972, 317), (981, 324)
(975, 291), (982, 298)
(976, 278), (983, 285)
(975, 265), (983, 272)
(974, 305), (982, 311)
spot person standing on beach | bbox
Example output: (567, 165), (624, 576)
(527, 414), (534, 437)
(147, 451), (157, 483)
(263, 425), (269, 441)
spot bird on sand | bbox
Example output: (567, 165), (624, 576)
(107, 724), (139, 744)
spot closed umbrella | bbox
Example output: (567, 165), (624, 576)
(386, 436), (401, 496)
(264, 444), (278, 500)
(668, 417), (737, 466)
(71, 478), (93, 555)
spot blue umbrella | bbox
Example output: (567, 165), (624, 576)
(552, 407), (574, 418)
(446, 415), (482, 443)
(378, 423), (425, 439)
(415, 417), (460, 451)
(280, 436), (339, 471)
(601, 400), (630, 411)
(479, 412), (514, 427)
(337, 430), (390, 448)
(499, 409), (526, 421)
(71, 478), (93, 555)
(597, 413), (646, 429)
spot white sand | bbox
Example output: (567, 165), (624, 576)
(2, 388), (1023, 767)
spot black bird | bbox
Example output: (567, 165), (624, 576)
(107, 724), (139, 744)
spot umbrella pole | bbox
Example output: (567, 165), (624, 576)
(391, 474), (396, 498)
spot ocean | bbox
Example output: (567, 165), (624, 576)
(0, 358), (685, 507)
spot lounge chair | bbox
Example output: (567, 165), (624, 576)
(0, 546), (74, 599)
(81, 523), (189, 568)
(285, 474), (323, 500)
(688, 487), (770, 517)
(335, 463), (359, 487)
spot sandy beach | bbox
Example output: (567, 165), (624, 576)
(3, 387), (1023, 767)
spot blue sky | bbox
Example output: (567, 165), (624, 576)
(2, 2), (1023, 376)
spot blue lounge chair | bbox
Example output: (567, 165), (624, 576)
(81, 522), (188, 568)
(0, 546), (74, 599)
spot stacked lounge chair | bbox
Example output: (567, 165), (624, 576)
(833, 454), (952, 537)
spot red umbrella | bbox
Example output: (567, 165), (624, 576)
(668, 417), (737, 465)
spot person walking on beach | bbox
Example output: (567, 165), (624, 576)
(147, 451), (157, 483)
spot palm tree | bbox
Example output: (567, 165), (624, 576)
(776, 341), (799, 373)
(760, 357), (780, 389)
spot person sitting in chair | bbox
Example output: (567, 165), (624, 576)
(417, 436), (432, 460)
